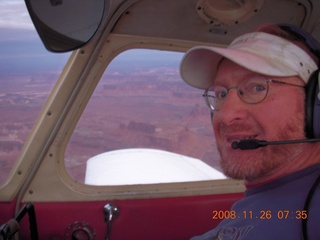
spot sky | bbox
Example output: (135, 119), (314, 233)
(0, 0), (38, 43)
(0, 0), (33, 31)
(0, 0), (70, 75)
(0, 0), (183, 76)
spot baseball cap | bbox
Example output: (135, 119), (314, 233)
(180, 31), (318, 89)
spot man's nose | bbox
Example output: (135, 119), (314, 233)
(220, 88), (240, 109)
(215, 89), (248, 123)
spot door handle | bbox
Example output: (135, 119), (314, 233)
(103, 203), (119, 240)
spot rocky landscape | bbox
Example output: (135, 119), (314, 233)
(0, 60), (220, 184)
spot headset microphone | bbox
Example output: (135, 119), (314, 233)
(232, 138), (320, 150)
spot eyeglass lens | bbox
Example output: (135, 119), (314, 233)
(204, 76), (270, 110)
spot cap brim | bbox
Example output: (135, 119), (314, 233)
(180, 46), (299, 89)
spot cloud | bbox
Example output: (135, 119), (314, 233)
(0, 0), (34, 30)
(0, 0), (71, 75)
(0, 0), (37, 41)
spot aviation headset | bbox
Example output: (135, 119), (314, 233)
(277, 24), (320, 139)
(305, 69), (320, 138)
(277, 24), (320, 240)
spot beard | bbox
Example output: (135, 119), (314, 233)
(216, 106), (306, 181)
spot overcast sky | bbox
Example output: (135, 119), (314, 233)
(0, 0), (33, 29)
(0, 0), (182, 75)
(0, 0), (35, 42)
(0, 0), (71, 74)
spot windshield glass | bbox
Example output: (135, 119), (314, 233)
(65, 49), (223, 185)
(0, 0), (70, 185)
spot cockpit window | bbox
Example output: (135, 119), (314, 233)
(65, 49), (224, 185)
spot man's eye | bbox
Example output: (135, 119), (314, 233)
(245, 84), (266, 94)
(217, 91), (227, 99)
(253, 85), (266, 92)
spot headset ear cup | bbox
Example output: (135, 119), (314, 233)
(312, 70), (320, 138)
(305, 69), (320, 138)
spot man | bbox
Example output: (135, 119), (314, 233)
(180, 24), (320, 239)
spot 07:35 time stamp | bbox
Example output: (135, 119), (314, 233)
(212, 210), (308, 220)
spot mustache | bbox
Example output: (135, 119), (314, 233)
(218, 123), (256, 135)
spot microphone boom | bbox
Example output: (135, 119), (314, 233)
(232, 138), (320, 150)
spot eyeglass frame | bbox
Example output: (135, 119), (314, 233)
(202, 77), (305, 111)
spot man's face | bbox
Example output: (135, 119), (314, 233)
(212, 59), (306, 182)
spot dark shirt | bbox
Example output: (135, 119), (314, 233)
(191, 164), (320, 240)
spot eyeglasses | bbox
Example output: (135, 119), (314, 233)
(202, 76), (304, 111)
